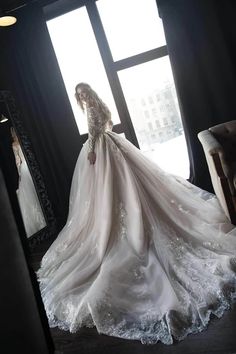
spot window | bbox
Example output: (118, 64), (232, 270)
(97, 0), (166, 60)
(164, 91), (171, 99)
(144, 110), (150, 119)
(155, 119), (160, 128)
(47, 6), (120, 134)
(148, 122), (153, 131)
(152, 108), (158, 117)
(46, 0), (189, 179)
(141, 98), (146, 106)
(148, 96), (154, 105)
(163, 117), (168, 126)
(159, 105), (165, 112)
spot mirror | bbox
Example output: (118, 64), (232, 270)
(0, 91), (56, 249)
(11, 129), (46, 236)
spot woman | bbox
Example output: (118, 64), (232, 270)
(11, 127), (46, 237)
(38, 83), (236, 345)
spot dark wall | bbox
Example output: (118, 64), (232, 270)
(0, 43), (11, 90)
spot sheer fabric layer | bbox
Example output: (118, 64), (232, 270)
(37, 133), (236, 345)
(17, 149), (46, 237)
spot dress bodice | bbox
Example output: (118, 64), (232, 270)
(86, 105), (113, 153)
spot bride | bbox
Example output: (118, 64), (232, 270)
(37, 82), (236, 345)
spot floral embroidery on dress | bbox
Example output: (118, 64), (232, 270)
(87, 106), (113, 153)
(114, 202), (127, 240)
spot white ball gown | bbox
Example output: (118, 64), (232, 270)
(37, 106), (236, 345)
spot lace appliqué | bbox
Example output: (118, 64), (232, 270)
(74, 279), (236, 345)
(86, 106), (112, 153)
(39, 237), (236, 345)
(114, 202), (127, 240)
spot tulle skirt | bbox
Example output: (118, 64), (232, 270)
(17, 161), (46, 237)
(37, 132), (236, 345)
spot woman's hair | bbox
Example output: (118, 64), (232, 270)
(75, 82), (111, 120)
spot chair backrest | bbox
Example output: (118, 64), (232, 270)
(198, 120), (236, 224)
(209, 120), (236, 196)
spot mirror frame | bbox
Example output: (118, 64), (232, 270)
(0, 90), (56, 249)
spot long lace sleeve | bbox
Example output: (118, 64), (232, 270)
(87, 106), (103, 153)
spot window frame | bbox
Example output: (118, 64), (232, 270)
(44, 0), (169, 148)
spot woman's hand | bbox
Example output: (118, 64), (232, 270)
(88, 151), (96, 165)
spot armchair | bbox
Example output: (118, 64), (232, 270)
(198, 120), (236, 225)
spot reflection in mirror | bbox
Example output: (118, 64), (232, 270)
(11, 127), (46, 237)
(0, 90), (56, 249)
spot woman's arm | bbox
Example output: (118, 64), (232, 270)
(87, 106), (101, 164)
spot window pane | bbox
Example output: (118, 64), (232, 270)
(47, 7), (120, 134)
(97, 0), (166, 61)
(118, 57), (190, 179)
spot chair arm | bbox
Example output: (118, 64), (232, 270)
(198, 130), (223, 156)
(198, 130), (226, 178)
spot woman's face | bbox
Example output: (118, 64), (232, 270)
(76, 87), (89, 102)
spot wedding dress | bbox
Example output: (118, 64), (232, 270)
(37, 106), (236, 345)
(13, 143), (46, 237)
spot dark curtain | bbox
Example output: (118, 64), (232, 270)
(0, 3), (82, 228)
(157, 0), (236, 192)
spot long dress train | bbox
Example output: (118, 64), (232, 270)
(37, 112), (236, 345)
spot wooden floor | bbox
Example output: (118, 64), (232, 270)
(30, 240), (236, 354)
